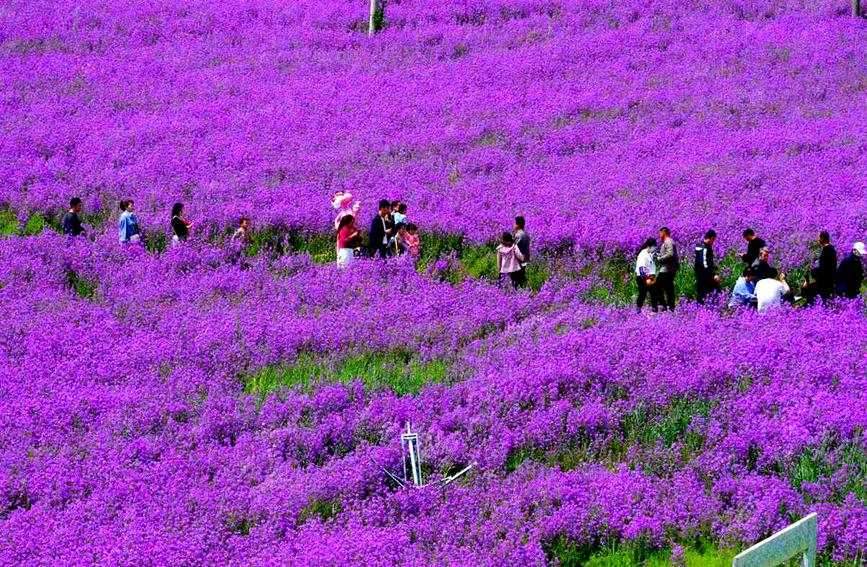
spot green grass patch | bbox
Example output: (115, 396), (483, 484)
(65, 270), (98, 300)
(0, 210), (55, 237)
(787, 434), (867, 504)
(243, 350), (449, 400)
(297, 497), (342, 526)
(544, 537), (738, 567)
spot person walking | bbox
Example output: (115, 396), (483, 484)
(741, 228), (766, 267)
(803, 231), (837, 304)
(336, 214), (362, 268)
(368, 199), (393, 259)
(513, 216), (530, 289)
(836, 241), (865, 299)
(171, 202), (193, 244)
(62, 197), (84, 237)
(635, 237), (659, 313)
(496, 232), (526, 290)
(694, 229), (721, 304)
(654, 227), (679, 311)
(756, 273), (791, 312)
(118, 200), (142, 244)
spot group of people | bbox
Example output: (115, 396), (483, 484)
(60, 196), (866, 306)
(62, 197), (253, 247)
(635, 226), (866, 314)
(334, 197), (421, 268)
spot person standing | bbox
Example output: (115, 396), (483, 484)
(231, 217), (252, 245)
(836, 242), (865, 299)
(752, 247), (778, 281)
(635, 238), (659, 313)
(496, 232), (525, 290)
(756, 273), (791, 312)
(404, 223), (421, 259)
(741, 229), (767, 267)
(803, 231), (837, 304)
(171, 202), (193, 244)
(118, 200), (142, 244)
(513, 216), (530, 289)
(368, 199), (393, 259)
(336, 214), (362, 268)
(62, 197), (84, 237)
(694, 230), (721, 304)
(654, 227), (679, 311)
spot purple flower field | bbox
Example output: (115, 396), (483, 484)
(1, 0), (866, 565)
(2, 0), (866, 254)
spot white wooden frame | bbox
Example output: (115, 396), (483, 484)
(732, 513), (817, 567)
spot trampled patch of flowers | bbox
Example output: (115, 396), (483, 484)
(0, 235), (864, 563)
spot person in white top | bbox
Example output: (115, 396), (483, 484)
(756, 273), (791, 312)
(635, 238), (659, 313)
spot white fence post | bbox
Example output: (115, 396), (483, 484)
(732, 513), (817, 567)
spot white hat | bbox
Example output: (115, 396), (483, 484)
(853, 242), (866, 256)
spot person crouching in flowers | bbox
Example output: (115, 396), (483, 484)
(336, 214), (362, 268)
(118, 199), (142, 244)
(497, 231), (525, 289)
(231, 217), (251, 246)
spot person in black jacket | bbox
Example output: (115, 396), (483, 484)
(62, 197), (84, 237)
(694, 230), (721, 304)
(741, 228), (766, 266)
(836, 242), (865, 299)
(171, 202), (192, 243)
(752, 247), (778, 281)
(368, 199), (393, 259)
(803, 231), (837, 304)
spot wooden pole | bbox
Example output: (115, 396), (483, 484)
(854, 0), (862, 17)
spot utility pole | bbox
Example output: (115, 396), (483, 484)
(368, 0), (386, 35)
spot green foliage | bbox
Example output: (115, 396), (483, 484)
(297, 497), (342, 526)
(243, 350), (449, 400)
(0, 210), (53, 237)
(145, 231), (168, 254)
(544, 537), (738, 567)
(66, 270), (99, 300)
(609, 397), (715, 462)
(0, 210), (17, 236)
(289, 231), (336, 264)
(788, 434), (867, 504)
(22, 213), (48, 236)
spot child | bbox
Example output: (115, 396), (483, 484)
(404, 223), (420, 258)
(388, 224), (409, 256)
(497, 231), (525, 289)
(231, 217), (251, 245)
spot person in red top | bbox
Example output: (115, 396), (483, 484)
(336, 214), (361, 268)
(403, 223), (420, 258)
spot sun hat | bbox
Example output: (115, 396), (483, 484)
(853, 242), (866, 256)
(332, 191), (354, 210)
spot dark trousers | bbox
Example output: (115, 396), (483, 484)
(636, 276), (658, 312)
(696, 275), (720, 304)
(506, 270), (526, 290)
(803, 282), (833, 305)
(657, 271), (677, 311)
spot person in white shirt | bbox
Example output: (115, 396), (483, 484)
(635, 238), (659, 313)
(756, 273), (791, 312)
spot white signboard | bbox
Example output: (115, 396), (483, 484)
(732, 512), (817, 567)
